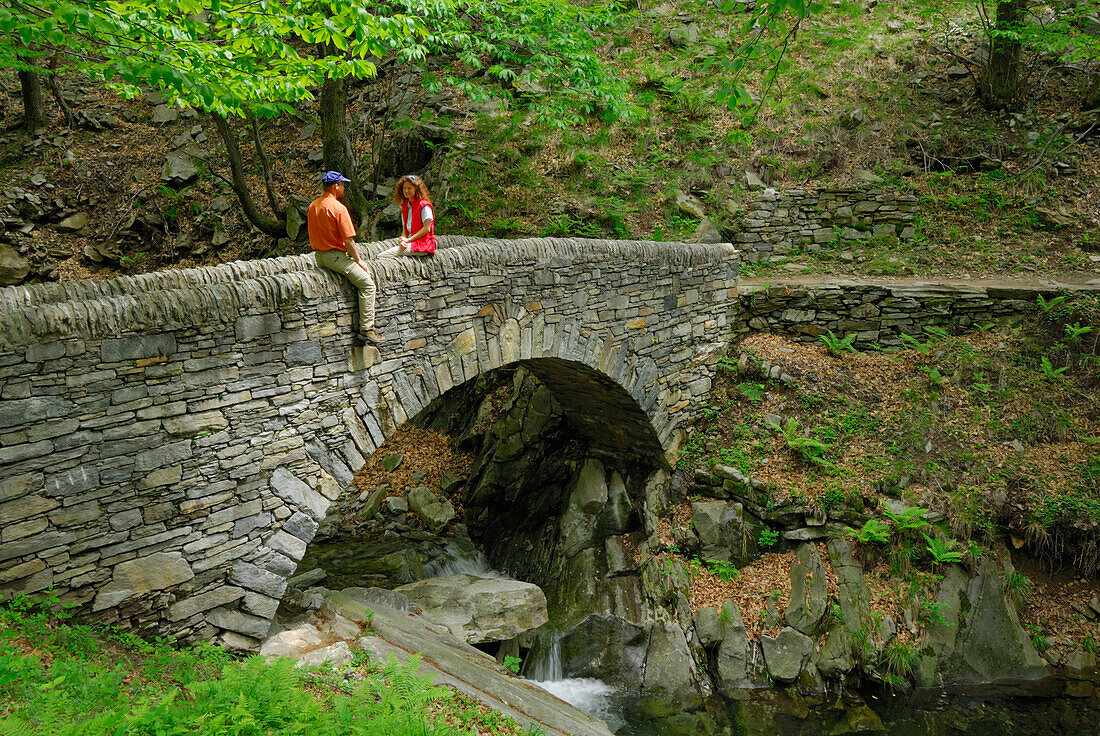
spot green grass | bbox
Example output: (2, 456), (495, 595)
(0, 595), (532, 736)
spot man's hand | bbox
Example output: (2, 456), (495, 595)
(345, 237), (366, 267)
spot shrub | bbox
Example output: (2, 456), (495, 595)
(758, 528), (780, 548)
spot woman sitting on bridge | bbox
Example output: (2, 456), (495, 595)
(379, 174), (436, 257)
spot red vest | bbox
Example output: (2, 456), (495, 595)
(402, 198), (436, 254)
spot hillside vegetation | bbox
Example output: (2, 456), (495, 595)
(0, 0), (1098, 283)
(0, 594), (533, 736)
(671, 293), (1100, 671)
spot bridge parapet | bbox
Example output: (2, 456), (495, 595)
(0, 236), (738, 648)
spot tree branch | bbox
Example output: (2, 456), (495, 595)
(250, 115), (284, 219)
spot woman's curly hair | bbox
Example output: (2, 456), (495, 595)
(392, 174), (432, 205)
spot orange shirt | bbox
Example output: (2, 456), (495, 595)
(307, 192), (355, 251)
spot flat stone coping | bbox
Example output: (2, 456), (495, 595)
(0, 237), (736, 348)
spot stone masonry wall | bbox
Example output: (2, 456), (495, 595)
(0, 236), (738, 650)
(736, 279), (1100, 348)
(735, 187), (919, 262)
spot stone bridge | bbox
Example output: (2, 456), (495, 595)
(0, 236), (738, 648)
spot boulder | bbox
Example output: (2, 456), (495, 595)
(692, 218), (723, 244)
(674, 192), (705, 219)
(354, 486), (386, 520)
(813, 624), (854, 679)
(161, 152), (199, 186)
(287, 567), (326, 589)
(439, 468), (463, 493)
(1064, 650), (1098, 679)
(940, 561), (1050, 687)
(331, 586), (413, 616)
(359, 547), (423, 584)
(394, 573), (547, 643)
(839, 108), (864, 129)
(295, 641), (353, 669)
(92, 552), (194, 611)
(691, 500), (761, 566)
(408, 485), (456, 532)
(761, 626), (814, 683)
(560, 612), (648, 689)
(918, 563), (968, 682)
(668, 23), (700, 48)
(744, 170), (766, 190)
(558, 459), (608, 557)
(785, 543), (828, 635)
(638, 620), (707, 718)
(285, 203), (305, 241)
(151, 105), (180, 124)
(0, 244), (30, 286)
(602, 471), (633, 534)
(260, 623), (325, 658)
(825, 539), (873, 641)
(381, 454), (404, 471)
(56, 212), (88, 233)
(696, 601), (751, 693)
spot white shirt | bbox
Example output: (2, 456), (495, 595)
(405, 204), (433, 234)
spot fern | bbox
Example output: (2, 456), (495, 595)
(919, 366), (946, 386)
(1064, 322), (1094, 343)
(922, 325), (949, 340)
(845, 519), (891, 544)
(819, 330), (859, 356)
(883, 505), (929, 535)
(1037, 293), (1067, 314)
(899, 333), (933, 355)
(777, 418), (833, 467)
(923, 533), (964, 564)
(1040, 356), (1067, 382)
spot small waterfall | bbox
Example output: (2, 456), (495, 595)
(424, 549), (510, 579)
(524, 630), (617, 722)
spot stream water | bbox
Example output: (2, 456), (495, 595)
(299, 531), (1097, 735)
(522, 633), (622, 729)
(423, 549), (625, 729)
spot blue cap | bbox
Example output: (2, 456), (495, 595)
(322, 171), (352, 185)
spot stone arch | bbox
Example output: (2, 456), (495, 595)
(0, 235), (738, 649)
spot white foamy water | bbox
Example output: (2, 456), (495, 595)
(423, 550), (510, 579)
(531, 678), (618, 719)
(524, 633), (618, 721)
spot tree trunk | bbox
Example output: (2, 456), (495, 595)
(319, 76), (369, 228)
(18, 65), (46, 132)
(980, 0), (1028, 109)
(249, 116), (284, 219)
(210, 113), (287, 239)
(47, 54), (74, 129)
(1085, 75), (1100, 111)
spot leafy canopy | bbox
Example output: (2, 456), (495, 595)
(0, 0), (629, 122)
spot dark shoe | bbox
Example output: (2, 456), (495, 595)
(353, 330), (383, 346)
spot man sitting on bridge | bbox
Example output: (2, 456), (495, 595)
(308, 171), (383, 346)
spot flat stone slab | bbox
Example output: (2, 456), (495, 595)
(327, 589), (613, 736)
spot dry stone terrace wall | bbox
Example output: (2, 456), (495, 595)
(0, 236), (739, 649)
(736, 279), (1100, 347)
(735, 187), (919, 262)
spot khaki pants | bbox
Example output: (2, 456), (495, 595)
(314, 249), (376, 332)
(378, 245), (434, 258)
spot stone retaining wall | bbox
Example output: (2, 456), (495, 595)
(735, 187), (919, 262)
(736, 279), (1100, 347)
(0, 236), (738, 649)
